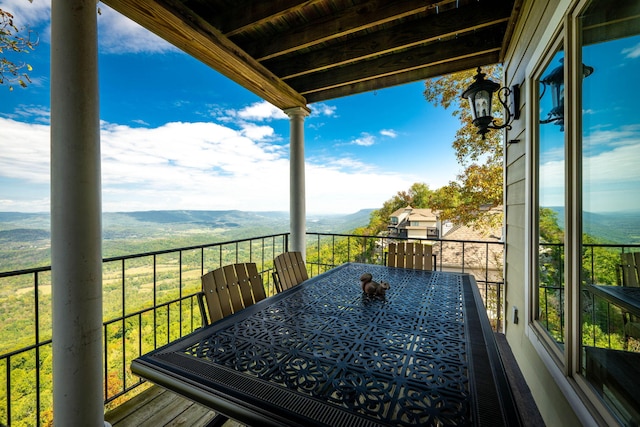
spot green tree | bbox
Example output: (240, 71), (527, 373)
(1, 5), (37, 90)
(423, 65), (505, 229)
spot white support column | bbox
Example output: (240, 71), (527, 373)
(51, 1), (104, 426)
(285, 107), (310, 260)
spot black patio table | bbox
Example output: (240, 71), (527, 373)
(131, 263), (520, 427)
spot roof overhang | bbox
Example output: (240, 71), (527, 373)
(103, 0), (522, 111)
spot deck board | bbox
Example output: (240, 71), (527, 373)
(105, 385), (230, 427)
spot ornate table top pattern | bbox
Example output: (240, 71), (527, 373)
(132, 263), (516, 426)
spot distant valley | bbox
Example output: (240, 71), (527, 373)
(2, 207), (638, 272)
(0, 209), (373, 271)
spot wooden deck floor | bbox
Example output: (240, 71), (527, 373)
(105, 385), (242, 427)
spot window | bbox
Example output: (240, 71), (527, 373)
(533, 0), (640, 423)
(578, 0), (640, 424)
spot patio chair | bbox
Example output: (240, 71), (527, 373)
(618, 252), (640, 348)
(198, 262), (267, 326)
(273, 251), (308, 292)
(386, 242), (436, 271)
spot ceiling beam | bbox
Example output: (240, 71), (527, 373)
(304, 51), (501, 103)
(221, 0), (325, 37)
(243, 0), (445, 61)
(289, 26), (505, 96)
(103, 0), (309, 111)
(264, 1), (513, 79)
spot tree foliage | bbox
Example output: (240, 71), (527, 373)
(0, 5), (37, 90)
(423, 65), (505, 229)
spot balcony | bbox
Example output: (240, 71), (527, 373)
(4, 237), (637, 425)
(0, 232), (509, 426)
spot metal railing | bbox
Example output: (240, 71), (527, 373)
(0, 232), (504, 427)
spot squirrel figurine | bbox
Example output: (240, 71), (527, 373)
(360, 273), (390, 296)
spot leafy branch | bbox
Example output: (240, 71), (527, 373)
(0, 7), (38, 90)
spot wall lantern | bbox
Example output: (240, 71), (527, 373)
(540, 58), (594, 130)
(462, 67), (519, 139)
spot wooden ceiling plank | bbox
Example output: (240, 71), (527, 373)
(103, 0), (309, 111)
(265, 1), (513, 79)
(288, 27), (504, 94)
(222, 0), (326, 37)
(304, 51), (501, 103)
(245, 0), (444, 61)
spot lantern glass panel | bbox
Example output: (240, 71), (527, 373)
(474, 90), (492, 119)
(551, 81), (564, 115)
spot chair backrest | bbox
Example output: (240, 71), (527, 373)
(619, 252), (640, 288)
(273, 251), (308, 292)
(199, 263), (266, 325)
(387, 242), (434, 271)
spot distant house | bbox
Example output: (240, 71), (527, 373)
(388, 205), (503, 242)
(388, 206), (440, 239)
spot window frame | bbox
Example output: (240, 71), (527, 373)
(530, 32), (569, 369)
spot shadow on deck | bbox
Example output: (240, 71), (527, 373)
(104, 385), (242, 427)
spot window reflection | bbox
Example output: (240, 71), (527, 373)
(579, 0), (640, 424)
(537, 48), (566, 348)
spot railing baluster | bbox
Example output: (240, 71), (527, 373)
(34, 271), (41, 424)
(179, 251), (183, 336)
(121, 258), (126, 391)
(153, 254), (157, 350)
(103, 323), (108, 400)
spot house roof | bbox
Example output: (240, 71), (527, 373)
(103, 0), (522, 110)
(390, 206), (438, 221)
(442, 223), (502, 241)
(390, 206), (412, 218)
(407, 210), (438, 222)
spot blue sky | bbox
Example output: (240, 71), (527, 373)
(0, 0), (462, 214)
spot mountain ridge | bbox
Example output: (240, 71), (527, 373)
(0, 209), (374, 241)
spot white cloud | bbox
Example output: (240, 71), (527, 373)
(380, 129), (397, 138)
(235, 101), (288, 121)
(585, 125), (640, 149)
(239, 123), (277, 141)
(350, 133), (376, 147)
(310, 103), (337, 117)
(0, 118), (50, 183)
(540, 126), (640, 212)
(0, 117), (414, 213)
(1, 104), (50, 123)
(622, 42), (640, 59)
(97, 3), (176, 54)
(0, 0), (51, 25)
(306, 163), (412, 213)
